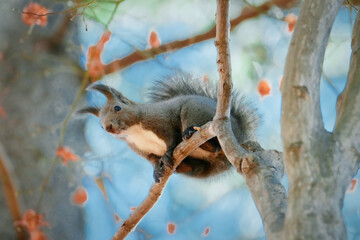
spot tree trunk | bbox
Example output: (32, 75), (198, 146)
(281, 0), (353, 239)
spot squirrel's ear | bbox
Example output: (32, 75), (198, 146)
(77, 107), (100, 117)
(90, 84), (115, 100)
(90, 84), (135, 105)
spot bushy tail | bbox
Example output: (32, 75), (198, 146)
(147, 74), (258, 137)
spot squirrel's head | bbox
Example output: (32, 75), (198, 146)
(79, 84), (138, 137)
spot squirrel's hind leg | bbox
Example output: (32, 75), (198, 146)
(182, 125), (221, 153)
(176, 157), (211, 177)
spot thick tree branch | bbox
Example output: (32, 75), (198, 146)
(281, 0), (346, 239)
(104, 1), (272, 75)
(213, 1), (286, 239)
(281, 2), (339, 144)
(0, 144), (27, 240)
(240, 142), (286, 240)
(334, 13), (360, 151)
(332, 12), (360, 202)
(112, 123), (215, 240)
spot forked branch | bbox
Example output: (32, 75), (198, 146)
(111, 1), (282, 239)
(212, 0), (286, 239)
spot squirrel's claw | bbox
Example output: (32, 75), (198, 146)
(153, 161), (164, 183)
(153, 151), (174, 183)
(182, 125), (199, 141)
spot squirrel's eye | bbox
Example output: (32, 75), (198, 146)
(114, 106), (121, 112)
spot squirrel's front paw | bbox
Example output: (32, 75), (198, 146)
(153, 153), (174, 183)
(182, 125), (199, 140)
(153, 160), (165, 183)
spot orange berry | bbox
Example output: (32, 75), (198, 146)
(257, 79), (271, 97)
(56, 146), (79, 166)
(72, 186), (88, 206)
(167, 222), (176, 234)
(285, 14), (297, 33)
(149, 30), (161, 48)
(202, 226), (211, 237)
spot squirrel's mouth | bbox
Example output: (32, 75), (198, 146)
(105, 124), (127, 136)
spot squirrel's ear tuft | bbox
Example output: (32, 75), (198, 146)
(77, 107), (100, 117)
(90, 84), (135, 105)
(90, 84), (115, 100)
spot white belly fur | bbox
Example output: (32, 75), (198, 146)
(119, 124), (167, 156)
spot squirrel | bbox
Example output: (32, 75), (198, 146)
(80, 74), (258, 182)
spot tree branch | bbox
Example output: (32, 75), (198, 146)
(112, 123), (215, 240)
(111, 2), (278, 239)
(332, 11), (360, 201)
(240, 142), (286, 240)
(281, 1), (339, 143)
(109, 3), (273, 237)
(212, 1), (286, 239)
(334, 12), (360, 152)
(103, 1), (272, 75)
(46, 14), (73, 50)
(0, 144), (27, 240)
(20, 0), (96, 17)
(281, 0), (346, 239)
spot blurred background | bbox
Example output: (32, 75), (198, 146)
(0, 0), (359, 239)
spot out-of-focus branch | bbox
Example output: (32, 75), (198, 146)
(20, 0), (96, 17)
(36, 71), (89, 212)
(0, 144), (27, 240)
(104, 1), (273, 75)
(46, 14), (73, 50)
(112, 123), (215, 240)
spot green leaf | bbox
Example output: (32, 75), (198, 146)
(82, 0), (124, 26)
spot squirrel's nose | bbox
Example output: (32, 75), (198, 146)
(106, 124), (113, 132)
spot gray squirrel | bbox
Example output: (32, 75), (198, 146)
(80, 75), (258, 182)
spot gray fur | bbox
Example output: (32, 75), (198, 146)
(81, 74), (258, 181)
(148, 74), (258, 138)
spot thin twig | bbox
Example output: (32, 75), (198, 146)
(103, 1), (273, 75)
(35, 71), (89, 212)
(19, 0), (97, 17)
(111, 123), (215, 240)
(104, 0), (124, 29)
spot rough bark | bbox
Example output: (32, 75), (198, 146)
(213, 1), (287, 239)
(334, 13), (360, 152)
(281, 0), (348, 239)
(332, 10), (360, 227)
